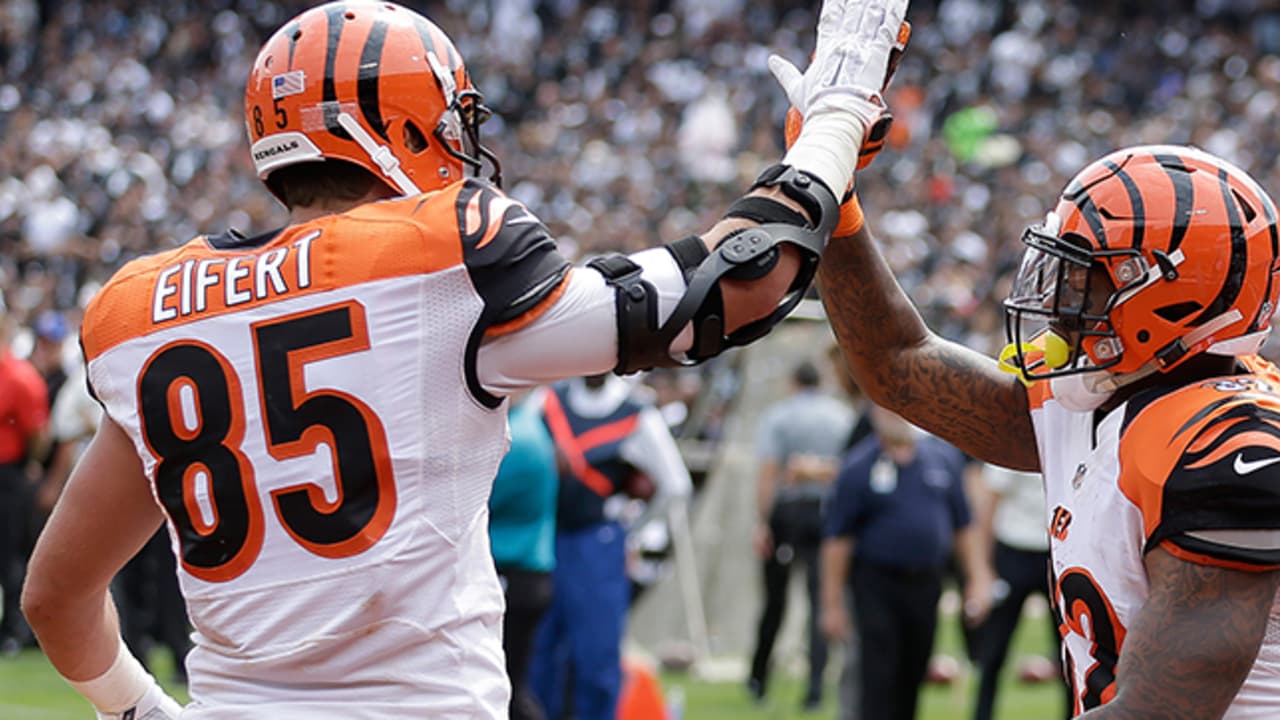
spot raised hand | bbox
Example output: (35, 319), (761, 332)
(770, 0), (910, 201)
(769, 0), (910, 130)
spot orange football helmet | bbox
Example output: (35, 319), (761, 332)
(1005, 145), (1280, 381)
(244, 0), (498, 199)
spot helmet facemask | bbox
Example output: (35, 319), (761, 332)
(423, 48), (501, 187)
(441, 88), (501, 187)
(1003, 214), (1132, 382)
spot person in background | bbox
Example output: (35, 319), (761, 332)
(28, 310), (68, 411)
(34, 364), (100, 518)
(113, 525), (192, 686)
(969, 463), (1068, 720)
(746, 358), (853, 711)
(820, 405), (992, 720)
(530, 373), (692, 720)
(489, 393), (560, 720)
(0, 297), (49, 655)
(23, 310), (70, 602)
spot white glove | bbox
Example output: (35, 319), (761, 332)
(769, 0), (908, 128)
(771, 0), (909, 197)
(95, 681), (183, 720)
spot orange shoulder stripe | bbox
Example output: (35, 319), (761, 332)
(1119, 378), (1280, 539)
(1117, 384), (1221, 539)
(1159, 539), (1280, 573)
(1184, 427), (1280, 470)
(82, 187), (467, 361)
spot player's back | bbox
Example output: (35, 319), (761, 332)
(79, 182), (556, 718)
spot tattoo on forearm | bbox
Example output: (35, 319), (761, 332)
(1085, 550), (1280, 718)
(817, 232), (1038, 469)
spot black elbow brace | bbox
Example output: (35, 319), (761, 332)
(593, 164), (839, 374)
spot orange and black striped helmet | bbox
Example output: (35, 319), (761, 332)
(244, 1), (498, 199)
(1005, 145), (1280, 379)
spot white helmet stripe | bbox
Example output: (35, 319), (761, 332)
(426, 51), (457, 106)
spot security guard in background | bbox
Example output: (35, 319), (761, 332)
(820, 407), (993, 720)
(529, 374), (691, 720)
(747, 359), (853, 710)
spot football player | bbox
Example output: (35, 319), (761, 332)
(818, 140), (1280, 718)
(21, 0), (909, 718)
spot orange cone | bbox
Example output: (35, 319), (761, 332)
(616, 655), (667, 720)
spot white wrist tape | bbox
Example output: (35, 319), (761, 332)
(782, 111), (867, 202)
(66, 638), (152, 713)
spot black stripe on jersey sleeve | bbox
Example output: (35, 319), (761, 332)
(1145, 403), (1280, 567)
(456, 179), (571, 408)
(457, 180), (570, 325)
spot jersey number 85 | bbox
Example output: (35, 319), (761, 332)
(137, 301), (396, 583)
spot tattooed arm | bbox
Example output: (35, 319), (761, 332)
(1079, 545), (1280, 719)
(817, 225), (1039, 470)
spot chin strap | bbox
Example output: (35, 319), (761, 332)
(335, 112), (421, 196)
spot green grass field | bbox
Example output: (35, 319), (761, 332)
(0, 608), (1065, 719)
(662, 608), (1065, 720)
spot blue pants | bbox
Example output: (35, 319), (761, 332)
(529, 522), (629, 720)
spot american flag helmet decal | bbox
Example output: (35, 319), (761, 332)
(272, 71), (306, 100)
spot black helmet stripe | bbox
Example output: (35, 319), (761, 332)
(1262, 185), (1279, 260)
(1233, 166), (1279, 260)
(442, 27), (461, 69)
(1064, 165), (1116, 250)
(1255, 181), (1278, 331)
(1153, 153), (1194, 253)
(358, 17), (390, 141)
(411, 16), (461, 70)
(285, 21), (302, 69)
(1189, 166), (1248, 327)
(411, 18), (441, 70)
(410, 15), (464, 79)
(1102, 159), (1145, 250)
(1241, 172), (1279, 332)
(322, 3), (350, 140)
(1070, 188), (1111, 250)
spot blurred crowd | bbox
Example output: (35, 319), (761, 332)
(5, 0), (1279, 649)
(2, 0), (1279, 360)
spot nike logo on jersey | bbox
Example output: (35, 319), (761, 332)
(1233, 453), (1280, 475)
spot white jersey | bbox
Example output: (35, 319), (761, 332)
(1028, 356), (1280, 718)
(80, 180), (689, 718)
